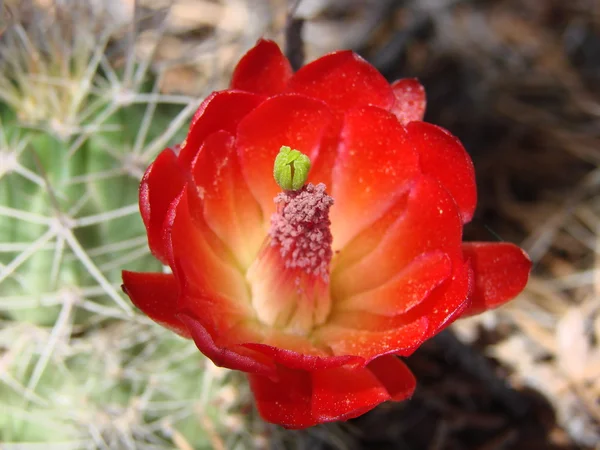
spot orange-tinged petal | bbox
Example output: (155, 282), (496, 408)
(367, 355), (416, 401)
(164, 186), (249, 306)
(122, 271), (189, 338)
(139, 148), (186, 264)
(332, 193), (408, 272)
(230, 39), (293, 96)
(179, 90), (264, 168)
(236, 94), (333, 216)
(323, 310), (409, 331)
(331, 260), (473, 347)
(166, 185), (264, 363)
(407, 122), (477, 224)
(337, 251), (452, 316)
(332, 175), (463, 299)
(401, 260), (474, 341)
(243, 340), (362, 371)
(245, 331), (327, 358)
(390, 78), (426, 125)
(178, 289), (256, 345)
(179, 313), (275, 377)
(330, 106), (420, 249)
(311, 365), (391, 422)
(287, 50), (395, 115)
(461, 242), (531, 316)
(190, 130), (264, 268)
(314, 317), (429, 361)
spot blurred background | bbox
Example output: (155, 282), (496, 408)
(0, 0), (599, 449)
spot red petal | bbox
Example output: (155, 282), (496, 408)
(230, 39), (293, 96)
(314, 317), (429, 361)
(165, 186), (250, 307)
(461, 242), (531, 316)
(331, 194), (408, 274)
(332, 175), (463, 299)
(165, 185), (269, 366)
(305, 128), (340, 192)
(249, 366), (315, 429)
(367, 355), (416, 401)
(179, 90), (264, 168)
(330, 106), (420, 249)
(242, 341), (362, 371)
(407, 122), (477, 224)
(390, 78), (426, 125)
(287, 50), (395, 115)
(179, 313), (275, 377)
(401, 259), (474, 340)
(121, 271), (189, 338)
(311, 365), (390, 423)
(139, 148), (186, 264)
(191, 130), (264, 268)
(236, 94), (333, 216)
(178, 287), (258, 347)
(249, 362), (397, 429)
(337, 251), (452, 316)
(332, 262), (473, 346)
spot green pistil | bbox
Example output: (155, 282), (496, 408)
(273, 146), (311, 191)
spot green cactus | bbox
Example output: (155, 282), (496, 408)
(0, 2), (273, 448)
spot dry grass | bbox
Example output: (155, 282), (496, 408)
(371, 0), (600, 447)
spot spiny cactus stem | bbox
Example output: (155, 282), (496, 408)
(26, 293), (76, 393)
(62, 229), (133, 314)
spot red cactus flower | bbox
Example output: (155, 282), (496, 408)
(122, 40), (531, 429)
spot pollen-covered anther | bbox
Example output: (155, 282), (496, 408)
(270, 182), (334, 281)
(246, 183), (334, 334)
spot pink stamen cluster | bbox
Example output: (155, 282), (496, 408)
(269, 183), (334, 281)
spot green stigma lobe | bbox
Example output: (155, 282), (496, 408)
(273, 146), (311, 191)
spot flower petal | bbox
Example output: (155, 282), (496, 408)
(179, 90), (264, 168)
(249, 362), (399, 429)
(366, 355), (416, 401)
(249, 366), (314, 429)
(401, 259), (474, 340)
(332, 175), (463, 299)
(305, 129), (340, 192)
(390, 78), (426, 125)
(230, 39), (293, 96)
(330, 106), (420, 249)
(121, 271), (189, 337)
(333, 260), (473, 346)
(331, 194), (409, 273)
(236, 94), (333, 216)
(179, 313), (275, 377)
(243, 340), (362, 371)
(461, 242), (531, 316)
(165, 184), (269, 371)
(287, 50), (395, 115)
(337, 251), (452, 316)
(139, 148), (186, 264)
(191, 130), (264, 268)
(311, 365), (391, 423)
(314, 317), (429, 361)
(407, 122), (477, 223)
(165, 185), (249, 306)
